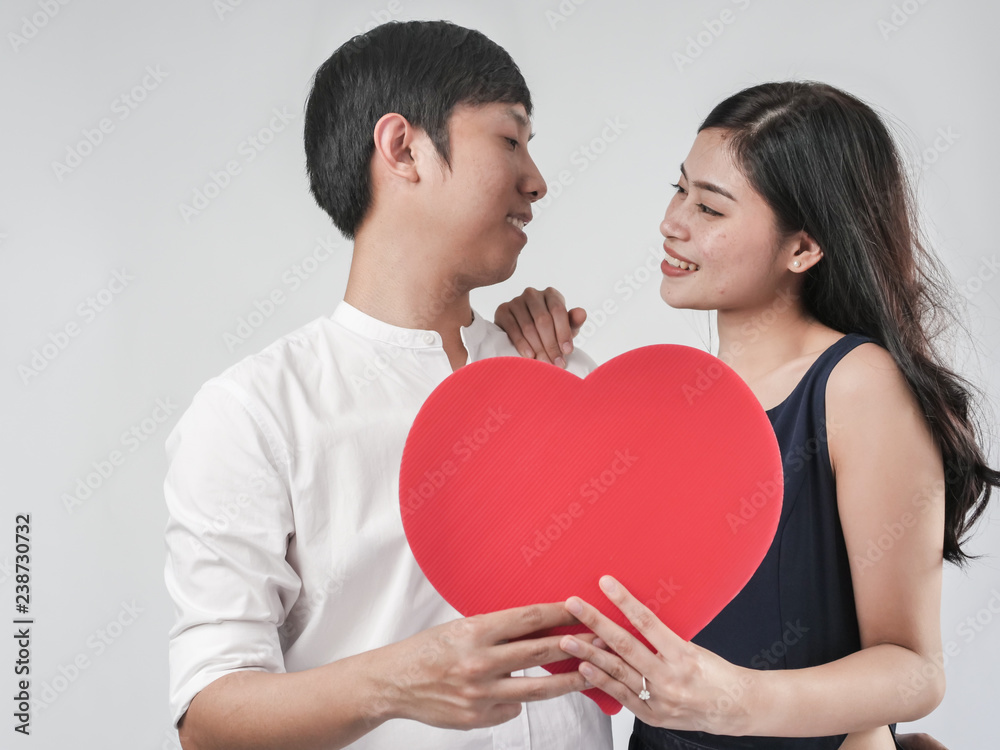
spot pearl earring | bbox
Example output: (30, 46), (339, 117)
(793, 261), (801, 268)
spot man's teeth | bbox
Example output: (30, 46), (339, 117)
(665, 254), (699, 271)
(506, 216), (525, 230)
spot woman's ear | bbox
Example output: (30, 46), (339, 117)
(788, 231), (823, 273)
(372, 112), (420, 183)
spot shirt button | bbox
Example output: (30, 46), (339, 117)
(422, 333), (436, 345)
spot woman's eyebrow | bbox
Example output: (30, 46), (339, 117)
(680, 163), (737, 202)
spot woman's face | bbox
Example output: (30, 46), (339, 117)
(659, 127), (796, 312)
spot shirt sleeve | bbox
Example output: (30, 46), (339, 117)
(163, 379), (301, 727)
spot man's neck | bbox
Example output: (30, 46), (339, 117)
(344, 236), (473, 370)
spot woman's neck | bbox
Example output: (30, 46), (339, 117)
(714, 287), (833, 385)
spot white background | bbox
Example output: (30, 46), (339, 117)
(2, 0), (998, 747)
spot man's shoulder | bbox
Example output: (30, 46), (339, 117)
(474, 314), (599, 377)
(216, 316), (332, 387)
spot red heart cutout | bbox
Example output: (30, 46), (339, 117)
(400, 345), (782, 714)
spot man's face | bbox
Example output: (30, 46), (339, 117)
(417, 102), (547, 289)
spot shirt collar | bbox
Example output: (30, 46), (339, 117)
(331, 300), (491, 352)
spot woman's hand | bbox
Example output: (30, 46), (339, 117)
(561, 575), (759, 736)
(494, 287), (587, 367)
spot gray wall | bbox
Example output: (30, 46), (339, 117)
(2, 0), (997, 747)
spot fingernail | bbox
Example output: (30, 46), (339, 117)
(580, 663), (594, 679)
(519, 349), (533, 358)
(561, 341), (572, 354)
(555, 356), (567, 369)
(566, 598), (583, 616)
(562, 637), (580, 654)
(599, 576), (618, 594)
(593, 637), (606, 650)
(583, 680), (593, 689)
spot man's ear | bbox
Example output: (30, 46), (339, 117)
(372, 112), (421, 183)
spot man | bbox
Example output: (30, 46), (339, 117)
(164, 19), (612, 750)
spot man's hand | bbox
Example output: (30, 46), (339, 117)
(495, 287), (586, 367)
(372, 602), (594, 730)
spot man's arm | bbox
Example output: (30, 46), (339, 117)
(180, 603), (591, 750)
(166, 381), (593, 750)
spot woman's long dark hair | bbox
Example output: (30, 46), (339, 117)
(700, 81), (999, 564)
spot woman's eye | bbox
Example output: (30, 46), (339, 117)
(506, 137), (519, 150)
(699, 204), (723, 217)
(671, 182), (686, 194)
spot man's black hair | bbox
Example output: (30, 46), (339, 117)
(304, 20), (533, 239)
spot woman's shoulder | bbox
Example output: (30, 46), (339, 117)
(825, 337), (935, 469)
(826, 337), (907, 405)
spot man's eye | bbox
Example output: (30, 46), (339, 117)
(506, 137), (519, 150)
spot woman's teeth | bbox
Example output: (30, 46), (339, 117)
(665, 254), (699, 271)
(506, 216), (525, 230)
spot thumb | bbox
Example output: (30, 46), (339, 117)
(568, 307), (587, 335)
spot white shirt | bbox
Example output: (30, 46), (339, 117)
(164, 300), (611, 749)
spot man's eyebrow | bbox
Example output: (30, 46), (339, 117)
(680, 163), (737, 202)
(506, 107), (535, 142)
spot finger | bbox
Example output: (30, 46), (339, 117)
(597, 576), (686, 658)
(564, 595), (659, 675)
(509, 289), (553, 363)
(574, 659), (648, 717)
(491, 634), (584, 674)
(493, 302), (534, 359)
(568, 307), (588, 336)
(559, 634), (644, 696)
(524, 289), (565, 366)
(486, 601), (580, 642)
(541, 287), (575, 361)
(492, 670), (590, 704)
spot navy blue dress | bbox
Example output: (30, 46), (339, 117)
(631, 333), (901, 750)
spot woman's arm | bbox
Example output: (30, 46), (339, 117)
(556, 341), (946, 736)
(494, 287), (585, 365)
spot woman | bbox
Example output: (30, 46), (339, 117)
(494, 82), (999, 749)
